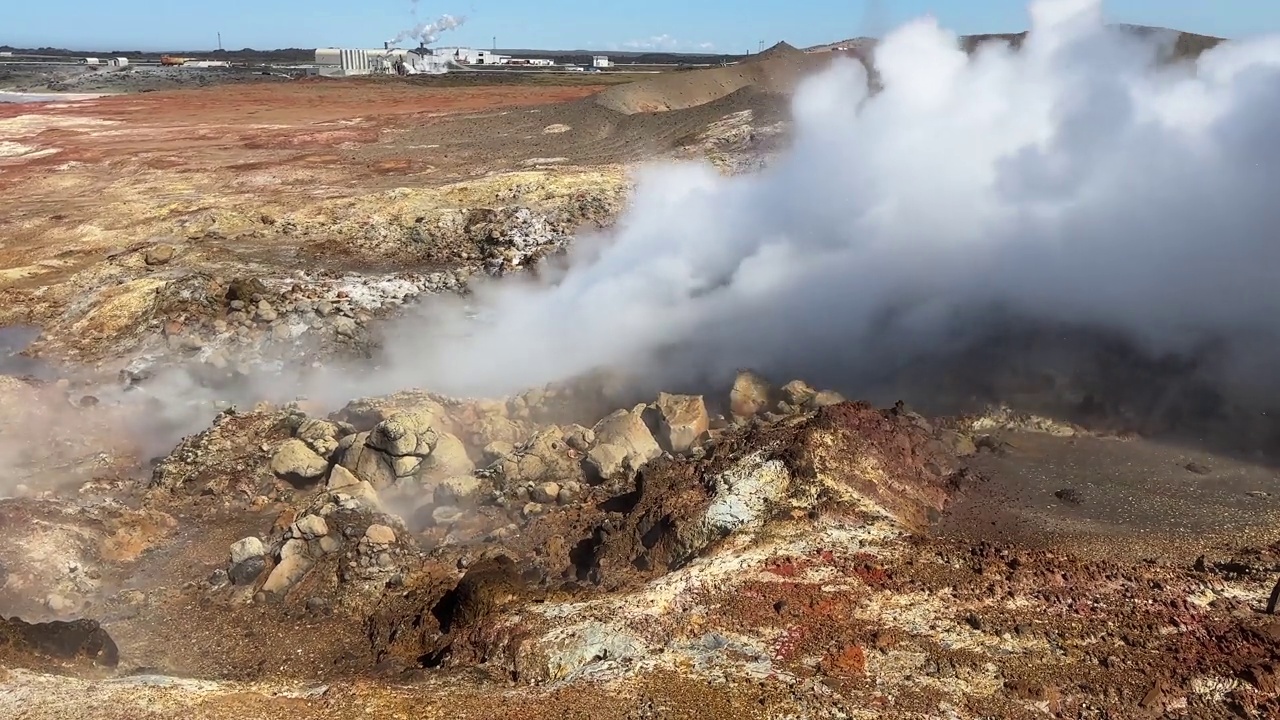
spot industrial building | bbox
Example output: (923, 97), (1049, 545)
(313, 47), (449, 76)
(592, 55), (611, 67)
(435, 47), (509, 65)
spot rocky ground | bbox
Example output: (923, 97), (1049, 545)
(1, 57), (1278, 720)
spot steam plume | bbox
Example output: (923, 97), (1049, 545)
(389, 12), (465, 47)
(17, 0), (1280, 480)
(358, 0), (1280, 408)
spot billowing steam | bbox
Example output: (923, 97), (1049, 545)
(12, 0), (1280, 491)
(388, 12), (465, 47)
(357, 0), (1280, 407)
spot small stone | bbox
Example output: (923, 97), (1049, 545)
(316, 301), (334, 316)
(1053, 488), (1082, 505)
(810, 390), (845, 407)
(532, 481), (561, 504)
(558, 484), (580, 503)
(319, 536), (341, 554)
(364, 524), (396, 545)
(522, 502), (545, 518)
(258, 308), (279, 323)
(280, 538), (309, 560)
(326, 464), (360, 491)
(376, 553), (395, 568)
(292, 514), (329, 539)
(262, 554), (313, 594)
(45, 593), (75, 614)
(229, 537), (266, 565)
(229, 555), (267, 585)
(144, 244), (176, 266)
(780, 380), (817, 407)
(1185, 462), (1211, 475)
(229, 299), (246, 311)
(207, 568), (229, 588)
(306, 596), (330, 615)
(730, 370), (771, 420)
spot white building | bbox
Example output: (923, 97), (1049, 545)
(592, 55), (610, 67)
(436, 47), (510, 65)
(107, 57), (129, 67)
(314, 47), (448, 76)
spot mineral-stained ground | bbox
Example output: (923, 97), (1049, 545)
(1, 40), (1278, 720)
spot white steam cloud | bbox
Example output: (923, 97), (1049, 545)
(20, 0), (1278, 479)
(355, 0), (1280, 405)
(389, 12), (465, 47)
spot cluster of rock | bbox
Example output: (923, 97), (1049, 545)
(364, 205), (575, 272)
(140, 270), (472, 376)
(220, 371), (860, 599)
(224, 517), (405, 598)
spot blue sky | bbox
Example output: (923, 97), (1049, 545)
(4, 1), (1275, 53)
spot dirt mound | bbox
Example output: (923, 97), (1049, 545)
(368, 399), (965, 674)
(0, 617), (118, 671)
(593, 42), (833, 115)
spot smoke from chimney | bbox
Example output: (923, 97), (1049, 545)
(388, 12), (465, 48)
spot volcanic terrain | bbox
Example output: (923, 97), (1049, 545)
(0, 19), (1276, 720)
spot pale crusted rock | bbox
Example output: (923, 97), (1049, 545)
(780, 380), (817, 408)
(367, 413), (439, 458)
(262, 554), (313, 595)
(334, 394), (448, 433)
(730, 370), (772, 420)
(435, 475), (485, 505)
(296, 418), (340, 443)
(269, 440), (329, 484)
(280, 538), (309, 560)
(292, 514), (329, 539)
(483, 441), (516, 463)
(939, 430), (977, 457)
(587, 407), (661, 481)
(326, 464), (361, 491)
(336, 432), (396, 489)
(532, 482), (561, 504)
(335, 480), (381, 512)
(585, 443), (630, 483)
(296, 418), (341, 457)
(144, 244), (175, 266)
(655, 393), (709, 453)
(811, 390), (845, 407)
(365, 524), (396, 545)
(469, 414), (525, 448)
(494, 428), (583, 487)
(563, 424), (595, 452)
(422, 432), (475, 478)
(229, 537), (266, 565)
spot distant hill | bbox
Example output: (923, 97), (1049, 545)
(0, 44), (745, 67)
(2, 24), (1223, 69)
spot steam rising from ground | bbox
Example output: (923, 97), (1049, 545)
(360, 0), (1280, 404)
(11, 0), (1280, 490)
